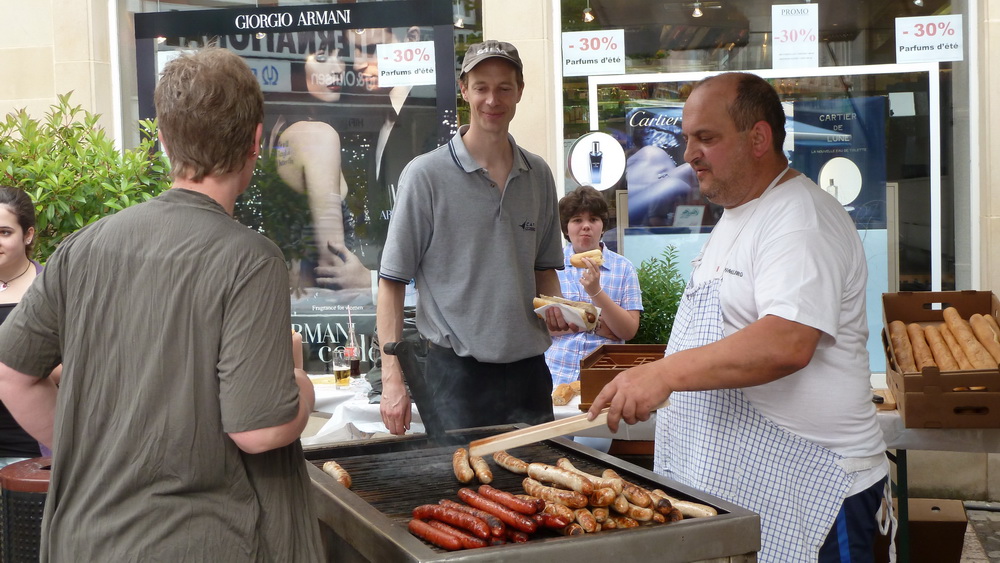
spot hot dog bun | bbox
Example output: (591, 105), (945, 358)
(533, 295), (599, 331)
(569, 248), (604, 268)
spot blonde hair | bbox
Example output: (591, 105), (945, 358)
(154, 48), (264, 182)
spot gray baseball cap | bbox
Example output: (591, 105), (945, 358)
(461, 40), (523, 73)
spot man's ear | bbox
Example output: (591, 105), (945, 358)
(750, 121), (772, 158)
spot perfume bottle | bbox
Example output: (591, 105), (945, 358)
(827, 178), (839, 201)
(589, 141), (603, 185)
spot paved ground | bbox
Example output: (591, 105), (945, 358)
(965, 505), (1000, 563)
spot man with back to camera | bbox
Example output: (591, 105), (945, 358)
(0, 48), (323, 561)
(588, 72), (890, 562)
(376, 40), (568, 434)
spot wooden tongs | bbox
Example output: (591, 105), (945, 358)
(468, 400), (669, 458)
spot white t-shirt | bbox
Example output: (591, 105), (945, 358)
(692, 173), (886, 492)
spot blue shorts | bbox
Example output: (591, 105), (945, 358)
(818, 476), (890, 563)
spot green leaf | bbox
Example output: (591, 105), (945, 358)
(630, 245), (687, 345)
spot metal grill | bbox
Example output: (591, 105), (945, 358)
(305, 428), (760, 562)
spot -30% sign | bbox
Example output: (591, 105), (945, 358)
(775, 28), (817, 44)
(572, 34), (619, 52)
(376, 41), (436, 87)
(895, 15), (963, 63)
(907, 20), (957, 37)
(561, 29), (625, 77)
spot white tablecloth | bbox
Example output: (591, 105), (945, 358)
(304, 382), (652, 446)
(305, 379), (1000, 454)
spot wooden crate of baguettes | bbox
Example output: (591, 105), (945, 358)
(883, 290), (1000, 428)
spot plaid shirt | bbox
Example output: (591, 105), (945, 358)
(544, 243), (643, 386)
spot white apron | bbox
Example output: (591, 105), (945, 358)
(652, 169), (887, 562)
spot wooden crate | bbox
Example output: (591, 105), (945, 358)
(578, 344), (666, 410)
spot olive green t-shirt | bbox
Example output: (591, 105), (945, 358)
(0, 189), (323, 562)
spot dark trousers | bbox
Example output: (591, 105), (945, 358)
(819, 477), (890, 563)
(422, 345), (554, 431)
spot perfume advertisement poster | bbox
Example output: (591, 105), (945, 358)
(622, 96), (886, 231)
(135, 1), (455, 372)
(623, 105), (720, 230)
(789, 96), (888, 230)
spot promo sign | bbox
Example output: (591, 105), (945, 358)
(561, 30), (626, 77)
(771, 3), (819, 69)
(895, 15), (963, 64)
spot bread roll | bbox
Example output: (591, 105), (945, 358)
(570, 249), (604, 268)
(942, 307), (995, 369)
(939, 323), (974, 370)
(906, 323), (936, 370)
(552, 383), (576, 406)
(922, 324), (959, 371)
(970, 314), (1000, 364)
(888, 320), (917, 373)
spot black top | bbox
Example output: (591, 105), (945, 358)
(0, 303), (42, 458)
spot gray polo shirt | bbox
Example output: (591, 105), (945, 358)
(380, 126), (563, 363)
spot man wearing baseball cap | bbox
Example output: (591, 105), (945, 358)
(377, 40), (567, 434)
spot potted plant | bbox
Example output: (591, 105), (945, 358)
(0, 93), (170, 262)
(630, 245), (686, 345)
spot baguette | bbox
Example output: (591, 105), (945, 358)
(939, 323), (974, 370)
(906, 322), (936, 370)
(942, 307), (995, 369)
(922, 324), (959, 371)
(888, 320), (917, 373)
(986, 314), (1000, 341)
(970, 314), (1000, 364)
(552, 382), (577, 406)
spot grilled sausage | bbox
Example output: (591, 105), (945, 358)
(653, 489), (718, 518)
(492, 450), (529, 474)
(409, 519), (463, 551)
(505, 528), (530, 543)
(425, 520), (488, 549)
(606, 515), (640, 528)
(556, 458), (624, 493)
(453, 448), (475, 484)
(542, 501), (576, 522)
(412, 504), (491, 539)
(561, 522), (586, 536)
(532, 512), (571, 530)
(321, 461), (351, 488)
(478, 484), (543, 515)
(527, 463), (594, 495)
(458, 487), (538, 534)
(522, 477), (589, 509)
(588, 487), (617, 507)
(439, 499), (506, 538)
(574, 508), (599, 533)
(611, 493), (629, 514)
(470, 455), (493, 484)
(591, 507), (609, 523)
(621, 482), (652, 508)
(624, 502), (654, 522)
(645, 488), (675, 515)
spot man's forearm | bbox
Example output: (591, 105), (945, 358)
(0, 362), (56, 448)
(535, 269), (562, 298)
(376, 277), (407, 377)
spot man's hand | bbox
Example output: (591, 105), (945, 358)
(587, 360), (673, 433)
(543, 306), (582, 334)
(379, 366), (412, 435)
(314, 242), (371, 290)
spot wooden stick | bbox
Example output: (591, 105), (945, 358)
(468, 401), (668, 458)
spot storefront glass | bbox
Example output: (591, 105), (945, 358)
(559, 0), (972, 372)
